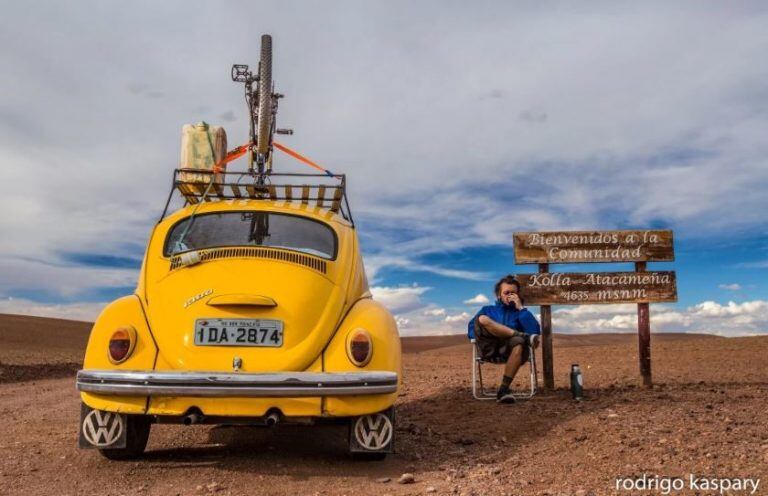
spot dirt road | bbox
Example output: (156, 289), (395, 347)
(1, 333), (767, 495)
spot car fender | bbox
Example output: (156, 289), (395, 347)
(80, 295), (158, 414)
(322, 297), (401, 416)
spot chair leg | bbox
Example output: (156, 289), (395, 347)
(472, 343), (538, 401)
(472, 345), (496, 400)
(530, 345), (538, 395)
(477, 362), (497, 400)
(471, 345), (480, 399)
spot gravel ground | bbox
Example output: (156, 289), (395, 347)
(1, 328), (766, 495)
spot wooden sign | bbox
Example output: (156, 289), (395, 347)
(514, 230), (674, 264)
(513, 229), (677, 389)
(517, 271), (677, 305)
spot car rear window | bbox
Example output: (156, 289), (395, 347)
(164, 211), (337, 259)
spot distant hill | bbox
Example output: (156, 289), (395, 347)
(400, 331), (722, 353)
(0, 313), (92, 383)
(0, 313), (91, 364)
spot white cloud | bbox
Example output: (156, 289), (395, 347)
(444, 312), (471, 324)
(383, 305), (475, 337)
(0, 297), (103, 322)
(407, 263), (490, 281)
(422, 307), (446, 317)
(363, 255), (490, 284)
(718, 283), (742, 291)
(394, 316), (410, 328)
(463, 294), (490, 305)
(553, 300), (768, 337)
(2, 3), (768, 307)
(0, 258), (137, 300)
(366, 300), (768, 336)
(370, 285), (431, 314)
(689, 300), (768, 318)
(555, 304), (638, 316)
(349, 5), (768, 263)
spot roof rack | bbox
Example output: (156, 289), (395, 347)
(159, 169), (355, 226)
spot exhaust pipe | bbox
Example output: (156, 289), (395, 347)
(183, 412), (204, 425)
(265, 411), (280, 427)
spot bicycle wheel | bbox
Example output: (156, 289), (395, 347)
(256, 34), (273, 155)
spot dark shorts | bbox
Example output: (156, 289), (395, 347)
(475, 324), (529, 364)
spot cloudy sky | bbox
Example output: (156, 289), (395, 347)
(1, 2), (767, 336)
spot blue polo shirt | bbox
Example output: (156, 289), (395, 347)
(467, 300), (541, 339)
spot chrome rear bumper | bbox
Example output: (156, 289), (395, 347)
(76, 370), (398, 397)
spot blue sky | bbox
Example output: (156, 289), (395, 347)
(1, 1), (767, 336)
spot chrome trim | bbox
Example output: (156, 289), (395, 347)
(76, 370), (398, 397)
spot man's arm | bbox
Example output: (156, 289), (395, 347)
(518, 308), (541, 335)
(467, 307), (488, 339)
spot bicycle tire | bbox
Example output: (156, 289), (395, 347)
(256, 34), (273, 155)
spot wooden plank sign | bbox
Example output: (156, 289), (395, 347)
(514, 230), (674, 264)
(517, 271), (677, 305)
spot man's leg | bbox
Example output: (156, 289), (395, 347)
(478, 315), (518, 339)
(504, 344), (525, 380)
(497, 343), (525, 404)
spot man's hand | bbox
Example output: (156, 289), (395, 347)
(509, 293), (523, 310)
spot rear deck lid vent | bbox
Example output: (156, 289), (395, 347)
(169, 246), (327, 274)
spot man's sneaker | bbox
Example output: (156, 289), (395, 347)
(496, 385), (510, 401)
(497, 391), (516, 404)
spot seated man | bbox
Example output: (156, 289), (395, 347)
(468, 275), (541, 403)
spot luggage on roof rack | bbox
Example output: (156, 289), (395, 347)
(179, 122), (228, 183)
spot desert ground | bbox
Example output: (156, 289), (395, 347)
(1, 313), (766, 496)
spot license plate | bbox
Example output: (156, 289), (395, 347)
(194, 319), (283, 347)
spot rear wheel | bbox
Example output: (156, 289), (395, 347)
(352, 451), (388, 461)
(256, 34), (273, 157)
(98, 415), (151, 461)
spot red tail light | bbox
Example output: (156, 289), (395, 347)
(108, 327), (136, 364)
(347, 329), (373, 367)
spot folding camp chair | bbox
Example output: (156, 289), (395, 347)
(471, 334), (539, 400)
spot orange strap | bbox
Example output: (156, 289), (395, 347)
(213, 144), (251, 173)
(213, 141), (333, 176)
(273, 141), (333, 176)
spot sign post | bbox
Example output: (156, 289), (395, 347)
(636, 261), (652, 386)
(538, 263), (554, 389)
(513, 230), (676, 388)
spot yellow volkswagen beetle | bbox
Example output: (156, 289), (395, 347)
(76, 170), (401, 460)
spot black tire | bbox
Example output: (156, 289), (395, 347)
(256, 34), (273, 155)
(98, 415), (151, 461)
(351, 451), (388, 461)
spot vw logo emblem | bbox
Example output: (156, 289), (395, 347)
(353, 413), (393, 451)
(82, 410), (124, 447)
